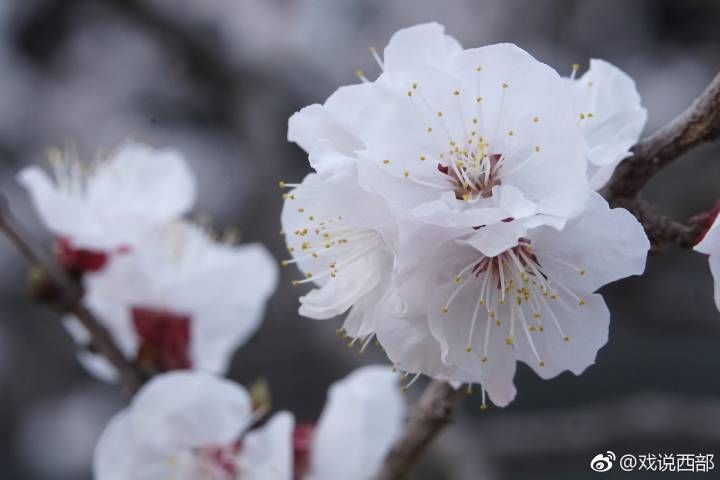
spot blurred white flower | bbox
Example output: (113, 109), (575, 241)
(93, 371), (294, 480)
(695, 206), (720, 311)
(567, 59), (647, 189)
(94, 366), (404, 479)
(419, 193), (649, 406)
(304, 365), (405, 480)
(74, 221), (277, 380)
(17, 142), (195, 273)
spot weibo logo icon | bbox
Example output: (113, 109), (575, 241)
(590, 451), (616, 472)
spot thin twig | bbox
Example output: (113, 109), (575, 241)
(0, 194), (144, 393)
(605, 70), (720, 201)
(376, 381), (465, 480)
(613, 197), (712, 251)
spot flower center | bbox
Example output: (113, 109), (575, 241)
(438, 152), (502, 201)
(132, 306), (191, 372)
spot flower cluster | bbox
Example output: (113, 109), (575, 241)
(19, 142), (278, 381)
(282, 23), (650, 406)
(93, 366), (405, 480)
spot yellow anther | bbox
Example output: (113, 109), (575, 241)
(564, 336), (570, 342)
(533, 116), (539, 123)
(580, 269), (586, 276)
(507, 130), (514, 136)
(427, 127), (433, 133)
(407, 91), (413, 97)
(535, 146), (541, 152)
(442, 307), (449, 314)
(578, 299), (586, 306)
(502, 82), (509, 88)
(280, 260), (289, 267)
(278, 180), (286, 189)
(454, 275), (462, 283)
(403, 171), (409, 178)
(505, 337), (514, 345)
(419, 155), (426, 161)
(480, 403), (489, 411)
(465, 346), (473, 353)
(475, 66), (482, 72)
(437, 111), (443, 117)
(476, 96), (482, 103)
(382, 159), (391, 165)
(412, 82), (418, 89)
(539, 361), (545, 367)
(297, 208), (304, 213)
(481, 356), (488, 363)
(453, 90), (460, 96)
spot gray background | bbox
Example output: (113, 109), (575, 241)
(0, 1), (719, 479)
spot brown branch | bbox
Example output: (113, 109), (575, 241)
(613, 197), (712, 251)
(606, 70), (720, 201)
(602, 70), (720, 250)
(0, 194), (145, 393)
(376, 381), (465, 480)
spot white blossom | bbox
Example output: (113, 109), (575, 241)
(695, 210), (720, 311)
(306, 365), (405, 480)
(93, 371), (293, 480)
(285, 22), (651, 405)
(94, 367), (405, 480)
(350, 22), (591, 255)
(17, 142), (195, 271)
(567, 59), (647, 189)
(75, 221), (277, 381)
(415, 193), (649, 406)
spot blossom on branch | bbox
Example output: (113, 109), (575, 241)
(17, 142), (195, 274)
(74, 221), (277, 381)
(93, 366), (405, 479)
(285, 22), (651, 406)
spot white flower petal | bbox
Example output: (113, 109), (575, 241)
(130, 371), (252, 452)
(695, 215), (720, 310)
(531, 192), (650, 292)
(237, 412), (294, 480)
(514, 292), (609, 378)
(569, 59), (647, 189)
(309, 366), (405, 480)
(16, 166), (98, 240)
(383, 22), (462, 73)
(427, 280), (517, 407)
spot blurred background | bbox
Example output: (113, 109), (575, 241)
(0, 0), (719, 478)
